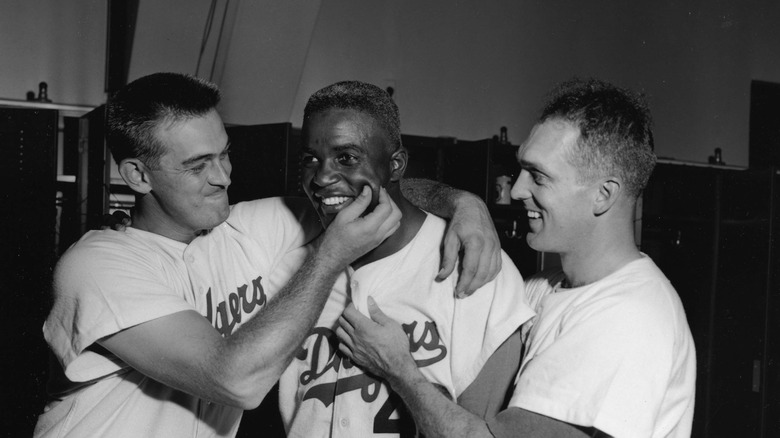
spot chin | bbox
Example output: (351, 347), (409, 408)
(526, 234), (548, 253)
(204, 209), (230, 230)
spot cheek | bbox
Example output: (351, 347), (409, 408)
(301, 169), (315, 189)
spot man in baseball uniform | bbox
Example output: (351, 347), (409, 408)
(278, 81), (535, 437)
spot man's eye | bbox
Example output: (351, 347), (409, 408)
(190, 163), (207, 173)
(337, 154), (358, 165)
(301, 155), (318, 166)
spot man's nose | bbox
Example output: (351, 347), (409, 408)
(510, 171), (530, 200)
(311, 160), (339, 187)
(210, 158), (231, 188)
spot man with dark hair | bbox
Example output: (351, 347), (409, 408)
(338, 78), (696, 438)
(278, 80), (533, 438)
(34, 72), (501, 437)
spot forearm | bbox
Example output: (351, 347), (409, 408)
(387, 366), (493, 438)
(99, 187), (400, 409)
(401, 178), (470, 219)
(220, 246), (343, 404)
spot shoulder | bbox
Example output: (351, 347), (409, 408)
(227, 196), (317, 238)
(419, 211), (447, 234)
(53, 229), (174, 297)
(228, 197), (292, 222)
(557, 260), (683, 346)
(596, 257), (681, 320)
(57, 229), (160, 271)
(404, 212), (449, 260)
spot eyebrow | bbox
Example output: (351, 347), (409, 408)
(519, 158), (549, 177)
(302, 143), (365, 155)
(180, 141), (231, 167)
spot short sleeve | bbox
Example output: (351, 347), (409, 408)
(43, 235), (193, 382)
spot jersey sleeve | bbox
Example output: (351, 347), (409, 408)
(43, 238), (192, 383)
(509, 280), (677, 437)
(228, 197), (321, 256)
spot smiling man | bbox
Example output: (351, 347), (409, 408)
(35, 73), (503, 438)
(277, 81), (534, 438)
(337, 78), (697, 438)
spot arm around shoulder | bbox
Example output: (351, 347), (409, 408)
(401, 178), (502, 296)
(100, 187), (401, 409)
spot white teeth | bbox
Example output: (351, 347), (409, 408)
(322, 196), (349, 206)
(527, 210), (541, 219)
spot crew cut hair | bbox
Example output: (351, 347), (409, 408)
(106, 72), (221, 167)
(540, 78), (656, 198)
(303, 80), (401, 152)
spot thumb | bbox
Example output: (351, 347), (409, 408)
(337, 185), (372, 222)
(367, 296), (390, 325)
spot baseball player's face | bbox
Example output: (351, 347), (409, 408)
(510, 118), (595, 254)
(144, 109), (232, 237)
(301, 108), (395, 228)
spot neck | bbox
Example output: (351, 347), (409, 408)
(559, 219), (641, 288)
(131, 196), (200, 244)
(351, 184), (425, 270)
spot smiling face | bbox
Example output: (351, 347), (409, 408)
(143, 109), (232, 241)
(510, 118), (597, 255)
(301, 108), (396, 228)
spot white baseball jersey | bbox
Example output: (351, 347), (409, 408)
(279, 213), (533, 438)
(36, 198), (312, 438)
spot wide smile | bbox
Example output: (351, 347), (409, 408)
(526, 209), (541, 220)
(321, 195), (350, 206)
(316, 193), (355, 215)
(524, 206), (542, 232)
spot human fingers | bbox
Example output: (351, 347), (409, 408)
(366, 297), (392, 325)
(455, 238), (480, 298)
(341, 303), (370, 329)
(335, 185), (372, 223)
(100, 213), (115, 230)
(337, 339), (355, 361)
(335, 323), (355, 352)
(363, 188), (402, 240)
(456, 236), (501, 298)
(436, 230), (460, 282)
(338, 312), (355, 338)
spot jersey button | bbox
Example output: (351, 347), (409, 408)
(340, 418), (349, 427)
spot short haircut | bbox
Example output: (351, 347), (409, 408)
(106, 72), (221, 167)
(540, 78), (656, 198)
(303, 81), (401, 153)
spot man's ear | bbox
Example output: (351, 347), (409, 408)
(593, 177), (621, 216)
(389, 148), (408, 182)
(118, 159), (153, 194)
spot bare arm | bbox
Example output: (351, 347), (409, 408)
(99, 187), (401, 409)
(336, 299), (593, 438)
(401, 178), (501, 296)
